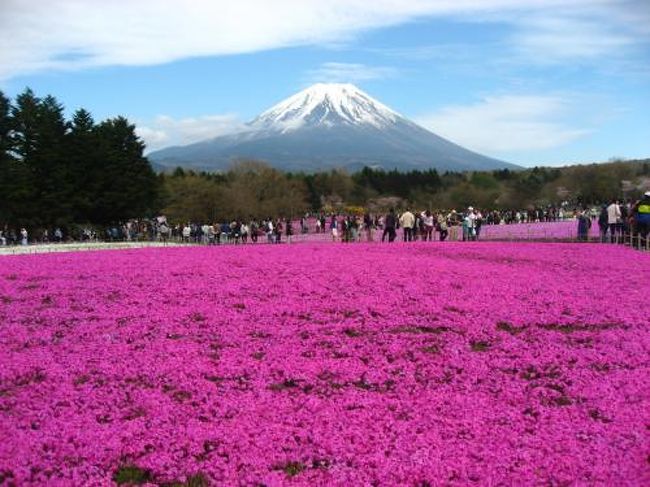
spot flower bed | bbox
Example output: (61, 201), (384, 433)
(0, 243), (648, 485)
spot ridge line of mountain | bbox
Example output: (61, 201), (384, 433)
(149, 83), (520, 173)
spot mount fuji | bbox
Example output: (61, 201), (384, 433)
(148, 83), (518, 173)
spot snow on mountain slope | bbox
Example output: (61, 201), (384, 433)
(249, 83), (401, 132)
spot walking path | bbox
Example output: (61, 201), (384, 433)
(0, 241), (190, 256)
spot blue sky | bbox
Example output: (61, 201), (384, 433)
(1, 0), (649, 167)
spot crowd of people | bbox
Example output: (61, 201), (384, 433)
(0, 225), (88, 246)
(2, 193), (648, 249)
(588, 193), (650, 245)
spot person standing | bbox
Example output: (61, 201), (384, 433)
(462, 213), (469, 241)
(159, 222), (170, 243)
(598, 205), (608, 243)
(363, 213), (373, 242)
(465, 207), (477, 241)
(266, 218), (274, 244)
(220, 221), (231, 244)
(447, 210), (460, 241)
(286, 219), (293, 244)
(413, 212), (422, 241)
(620, 202), (630, 237)
(437, 213), (448, 241)
(632, 191), (650, 247)
(577, 208), (591, 241)
(607, 199), (621, 243)
(182, 224), (191, 243)
(422, 211), (434, 241)
(20, 228), (28, 246)
(474, 210), (483, 240)
(241, 222), (249, 244)
(399, 208), (415, 242)
(249, 220), (258, 243)
(354, 215), (363, 242)
(274, 219), (283, 244)
(382, 208), (397, 243)
(342, 216), (351, 243)
(233, 220), (243, 244)
(201, 223), (211, 245)
(330, 215), (339, 242)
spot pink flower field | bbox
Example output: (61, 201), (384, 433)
(0, 243), (648, 486)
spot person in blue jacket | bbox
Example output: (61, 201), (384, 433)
(577, 208), (591, 242)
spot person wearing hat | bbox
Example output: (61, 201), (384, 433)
(632, 191), (650, 247)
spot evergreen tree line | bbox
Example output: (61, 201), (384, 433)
(0, 89), (159, 229)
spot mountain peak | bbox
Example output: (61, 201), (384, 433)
(249, 83), (401, 132)
(149, 83), (518, 173)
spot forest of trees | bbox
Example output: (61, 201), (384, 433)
(1, 89), (649, 230)
(0, 89), (159, 229)
(159, 159), (650, 222)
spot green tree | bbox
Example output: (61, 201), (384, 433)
(91, 117), (159, 223)
(37, 95), (71, 225)
(7, 89), (41, 226)
(221, 161), (308, 218)
(67, 108), (99, 222)
(0, 90), (15, 225)
(163, 173), (223, 222)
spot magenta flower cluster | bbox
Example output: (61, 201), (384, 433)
(471, 220), (600, 241)
(0, 242), (648, 485)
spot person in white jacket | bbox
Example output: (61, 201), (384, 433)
(399, 209), (415, 242)
(421, 210), (435, 241)
(606, 200), (621, 243)
(182, 224), (191, 243)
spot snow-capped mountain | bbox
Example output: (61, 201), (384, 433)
(148, 83), (518, 173)
(249, 83), (400, 132)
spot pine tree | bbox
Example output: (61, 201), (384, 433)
(7, 89), (41, 226)
(68, 108), (98, 222)
(35, 94), (70, 225)
(0, 91), (14, 225)
(92, 117), (159, 224)
(3, 90), (160, 229)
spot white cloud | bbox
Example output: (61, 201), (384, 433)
(1, 0), (646, 79)
(416, 95), (590, 153)
(136, 114), (245, 152)
(512, 14), (636, 63)
(135, 126), (169, 149)
(307, 62), (397, 83)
